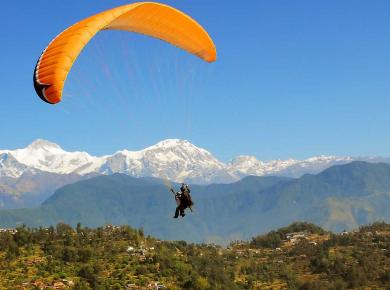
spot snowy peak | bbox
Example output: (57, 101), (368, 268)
(227, 155), (299, 177)
(104, 139), (229, 183)
(116, 139), (221, 166)
(143, 139), (215, 160)
(5, 139), (97, 176)
(0, 139), (388, 184)
(228, 155), (266, 176)
(227, 154), (355, 178)
(229, 155), (264, 167)
(0, 152), (28, 178)
(150, 139), (193, 149)
(26, 139), (62, 151)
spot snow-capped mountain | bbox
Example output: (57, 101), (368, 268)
(0, 139), (100, 176)
(227, 155), (354, 178)
(98, 139), (233, 184)
(0, 139), (235, 184)
(1, 138), (390, 209)
(0, 139), (388, 184)
(0, 152), (29, 178)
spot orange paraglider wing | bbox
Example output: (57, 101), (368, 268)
(34, 2), (217, 104)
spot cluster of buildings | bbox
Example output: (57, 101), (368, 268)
(127, 244), (155, 262)
(126, 281), (165, 289)
(25, 279), (74, 289)
(0, 228), (17, 234)
(285, 231), (318, 245)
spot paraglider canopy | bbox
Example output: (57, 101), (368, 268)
(34, 2), (217, 104)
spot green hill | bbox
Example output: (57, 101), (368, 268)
(0, 161), (389, 243)
(0, 222), (389, 289)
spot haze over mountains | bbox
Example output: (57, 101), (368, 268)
(0, 161), (389, 243)
(1, 139), (390, 208)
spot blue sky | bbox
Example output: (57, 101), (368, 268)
(1, 0), (390, 161)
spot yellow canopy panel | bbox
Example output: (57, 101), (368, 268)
(34, 2), (217, 104)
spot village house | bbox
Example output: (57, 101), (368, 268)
(127, 245), (155, 262)
(62, 279), (74, 287)
(52, 281), (66, 289)
(147, 282), (166, 289)
(286, 232), (306, 240)
(0, 228), (18, 234)
(285, 232), (307, 244)
(32, 280), (47, 289)
(27, 257), (45, 266)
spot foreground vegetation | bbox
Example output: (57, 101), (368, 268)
(0, 222), (389, 289)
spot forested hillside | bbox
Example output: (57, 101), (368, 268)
(0, 222), (389, 289)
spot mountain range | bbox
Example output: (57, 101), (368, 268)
(0, 161), (389, 244)
(1, 139), (390, 209)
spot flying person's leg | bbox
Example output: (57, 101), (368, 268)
(180, 207), (186, 217)
(174, 206), (180, 218)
